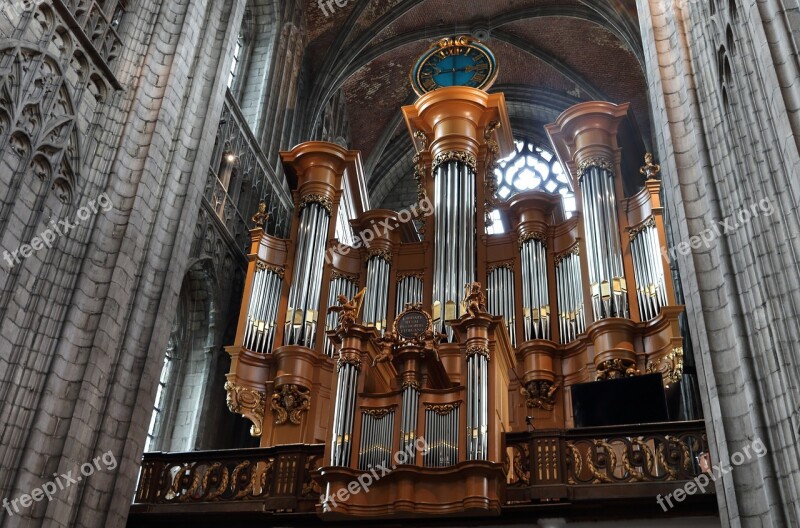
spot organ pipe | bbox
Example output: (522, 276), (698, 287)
(630, 218), (667, 321)
(555, 248), (585, 343)
(580, 164), (628, 320)
(487, 264), (516, 346)
(396, 274), (423, 314)
(284, 200), (331, 347)
(243, 263), (284, 353)
(466, 347), (489, 461)
(423, 405), (459, 468)
(361, 252), (391, 333)
(400, 384), (420, 456)
(331, 359), (359, 466)
(359, 409), (395, 471)
(519, 235), (550, 340)
(433, 160), (476, 341)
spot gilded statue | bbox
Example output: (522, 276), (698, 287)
(463, 281), (487, 317)
(329, 287), (366, 332)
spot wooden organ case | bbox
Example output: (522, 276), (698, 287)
(223, 88), (687, 519)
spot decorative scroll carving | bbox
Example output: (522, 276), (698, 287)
(367, 248), (392, 263)
(255, 261), (285, 278)
(484, 120), (502, 227)
(521, 380), (559, 411)
(401, 379), (421, 390)
(424, 401), (461, 415)
(337, 350), (361, 371)
(330, 270), (359, 284)
(362, 407), (393, 419)
(328, 287), (366, 332)
(396, 271), (424, 282)
(431, 150), (477, 173)
(487, 262), (513, 273)
(270, 384), (311, 425)
(640, 152), (661, 180)
(518, 232), (547, 248)
(299, 193), (333, 215)
(251, 201), (269, 229)
(576, 157), (613, 180)
(412, 130), (429, 234)
(463, 281), (488, 317)
(554, 244), (580, 265)
(627, 216), (656, 240)
(595, 358), (640, 381)
(225, 381), (266, 437)
(647, 347), (684, 384)
(465, 345), (490, 360)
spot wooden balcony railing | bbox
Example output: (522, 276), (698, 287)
(132, 444), (324, 514)
(504, 420), (712, 502)
(130, 421), (712, 519)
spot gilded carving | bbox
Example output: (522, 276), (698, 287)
(330, 270), (359, 284)
(396, 271), (424, 282)
(463, 281), (488, 317)
(647, 347), (684, 384)
(640, 152), (661, 180)
(363, 407), (393, 419)
(465, 344), (490, 360)
(255, 260), (285, 278)
(431, 150), (477, 173)
(328, 287), (366, 332)
(270, 384), (311, 425)
(627, 216), (656, 240)
(576, 157), (614, 180)
(300, 193), (333, 215)
(367, 248), (392, 263)
(554, 244), (580, 265)
(424, 401), (461, 415)
(337, 350), (362, 371)
(595, 358), (640, 381)
(251, 201), (269, 229)
(521, 380), (559, 411)
(487, 262), (513, 273)
(518, 231), (547, 249)
(225, 381), (265, 437)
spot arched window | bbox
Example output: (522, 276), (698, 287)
(228, 30), (247, 90)
(488, 139), (576, 234)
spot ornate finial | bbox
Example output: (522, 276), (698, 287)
(640, 152), (661, 180)
(251, 201), (269, 229)
(463, 281), (488, 318)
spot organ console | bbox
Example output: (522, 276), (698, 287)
(223, 78), (686, 519)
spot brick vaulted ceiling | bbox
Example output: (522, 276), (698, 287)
(301, 0), (648, 207)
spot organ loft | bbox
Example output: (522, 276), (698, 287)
(132, 37), (712, 522)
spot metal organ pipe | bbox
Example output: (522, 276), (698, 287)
(244, 265), (283, 353)
(331, 361), (359, 467)
(362, 254), (391, 332)
(487, 265), (516, 346)
(555, 250), (585, 343)
(433, 161), (476, 340)
(284, 202), (331, 347)
(520, 237), (550, 341)
(630, 220), (667, 321)
(396, 275), (423, 314)
(579, 166), (628, 321)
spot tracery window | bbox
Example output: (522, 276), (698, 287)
(488, 139), (576, 234)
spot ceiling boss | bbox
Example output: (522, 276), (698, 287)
(410, 36), (499, 96)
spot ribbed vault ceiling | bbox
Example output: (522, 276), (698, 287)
(301, 0), (648, 208)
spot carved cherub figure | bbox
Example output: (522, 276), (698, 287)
(463, 281), (487, 317)
(372, 330), (397, 367)
(329, 288), (366, 331)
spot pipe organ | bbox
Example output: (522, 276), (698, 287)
(224, 87), (688, 519)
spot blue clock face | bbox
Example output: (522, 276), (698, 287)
(411, 38), (498, 95)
